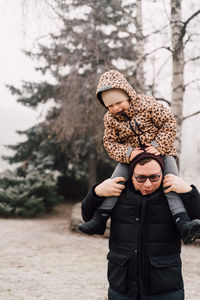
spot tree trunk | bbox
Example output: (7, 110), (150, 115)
(170, 0), (184, 166)
(88, 152), (97, 188)
(135, 0), (146, 93)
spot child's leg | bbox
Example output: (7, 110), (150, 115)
(164, 156), (200, 244)
(78, 163), (129, 235)
(163, 156), (186, 215)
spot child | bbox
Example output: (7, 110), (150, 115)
(78, 69), (200, 244)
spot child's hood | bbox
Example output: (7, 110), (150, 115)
(96, 69), (137, 107)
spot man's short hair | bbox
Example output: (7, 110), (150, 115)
(129, 152), (164, 178)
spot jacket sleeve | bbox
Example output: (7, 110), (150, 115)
(81, 185), (104, 222)
(148, 96), (177, 155)
(180, 185), (200, 220)
(103, 114), (130, 163)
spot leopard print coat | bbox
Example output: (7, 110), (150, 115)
(96, 69), (177, 163)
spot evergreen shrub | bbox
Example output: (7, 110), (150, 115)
(0, 170), (63, 218)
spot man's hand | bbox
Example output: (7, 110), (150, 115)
(94, 177), (126, 197)
(145, 144), (160, 156)
(163, 174), (192, 194)
(129, 148), (144, 161)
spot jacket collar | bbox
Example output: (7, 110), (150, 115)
(110, 99), (139, 121)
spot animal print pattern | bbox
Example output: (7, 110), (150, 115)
(96, 70), (177, 163)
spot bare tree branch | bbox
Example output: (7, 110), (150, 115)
(184, 9), (200, 28)
(184, 34), (192, 45)
(156, 97), (171, 106)
(44, 0), (67, 23)
(144, 46), (172, 57)
(180, 9), (200, 40)
(144, 24), (170, 39)
(185, 56), (200, 65)
(184, 79), (200, 89)
(153, 55), (171, 81)
(183, 111), (200, 120)
(134, 47), (172, 82)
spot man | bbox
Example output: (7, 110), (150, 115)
(81, 152), (200, 300)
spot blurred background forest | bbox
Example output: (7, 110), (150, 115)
(0, 0), (200, 217)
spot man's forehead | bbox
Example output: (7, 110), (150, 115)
(134, 160), (162, 174)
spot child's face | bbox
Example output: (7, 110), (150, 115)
(108, 100), (130, 115)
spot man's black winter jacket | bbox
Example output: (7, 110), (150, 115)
(81, 183), (200, 300)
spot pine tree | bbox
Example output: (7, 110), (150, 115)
(5, 0), (142, 186)
(3, 123), (67, 175)
(0, 170), (63, 217)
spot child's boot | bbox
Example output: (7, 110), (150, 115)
(174, 212), (200, 244)
(78, 210), (109, 235)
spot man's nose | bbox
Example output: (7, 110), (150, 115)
(144, 178), (152, 186)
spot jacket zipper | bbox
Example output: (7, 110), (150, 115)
(122, 112), (145, 149)
(134, 194), (142, 292)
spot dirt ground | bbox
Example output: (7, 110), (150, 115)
(0, 203), (199, 300)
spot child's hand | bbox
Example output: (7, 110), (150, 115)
(129, 148), (144, 161)
(145, 144), (160, 156)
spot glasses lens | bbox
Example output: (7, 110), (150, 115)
(135, 174), (161, 183)
(149, 175), (160, 182)
(136, 175), (146, 183)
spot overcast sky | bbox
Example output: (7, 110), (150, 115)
(0, 1), (54, 172)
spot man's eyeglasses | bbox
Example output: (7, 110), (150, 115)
(133, 171), (162, 183)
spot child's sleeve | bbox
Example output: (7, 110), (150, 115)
(103, 114), (131, 163)
(149, 96), (177, 155)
